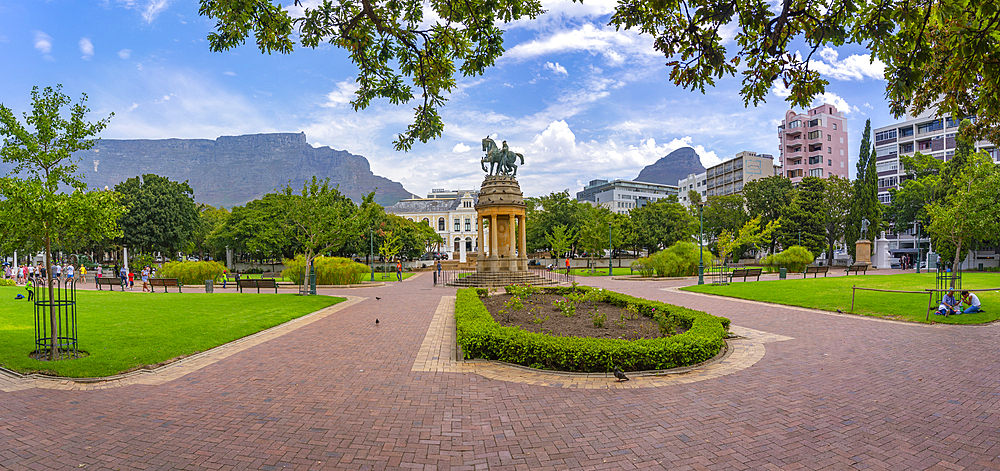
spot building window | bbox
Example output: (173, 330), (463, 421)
(808, 155), (822, 165)
(917, 119), (944, 133)
(840, 149), (845, 156)
(808, 130), (822, 139)
(878, 193), (892, 204)
(464, 218), (471, 231)
(899, 126), (914, 137)
(876, 145), (897, 158)
(809, 168), (823, 177)
(454, 219), (461, 231)
(422, 218), (429, 225)
(828, 146), (832, 153)
(827, 135), (831, 141)
(828, 159), (832, 166)
(454, 238), (460, 251)
(832, 123), (837, 130)
(875, 129), (897, 141)
(438, 217), (445, 231)
(875, 160), (898, 173)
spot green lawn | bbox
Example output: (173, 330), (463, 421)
(682, 273), (1000, 324)
(570, 267), (635, 276)
(0, 287), (342, 377)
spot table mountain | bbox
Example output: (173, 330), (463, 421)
(634, 146), (706, 186)
(71, 132), (413, 207)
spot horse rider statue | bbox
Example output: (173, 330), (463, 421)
(481, 136), (524, 177)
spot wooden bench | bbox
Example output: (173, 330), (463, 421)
(96, 277), (122, 291)
(149, 278), (182, 293)
(845, 263), (869, 275)
(803, 266), (830, 278)
(238, 278), (278, 293)
(729, 268), (763, 282)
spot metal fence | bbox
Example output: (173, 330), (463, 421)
(432, 268), (575, 286)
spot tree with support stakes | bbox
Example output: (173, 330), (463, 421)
(0, 85), (125, 360)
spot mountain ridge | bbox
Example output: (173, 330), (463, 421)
(634, 146), (706, 186)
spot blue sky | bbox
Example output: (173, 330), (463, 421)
(0, 0), (890, 199)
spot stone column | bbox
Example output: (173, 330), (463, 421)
(477, 217), (484, 256)
(490, 214), (498, 258)
(519, 214), (527, 270)
(508, 214), (516, 257)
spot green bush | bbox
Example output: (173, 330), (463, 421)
(763, 246), (815, 272)
(282, 256), (369, 285)
(631, 258), (654, 277)
(455, 286), (729, 372)
(0, 279), (15, 287)
(648, 242), (714, 277)
(158, 261), (227, 285)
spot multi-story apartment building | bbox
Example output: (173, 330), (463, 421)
(678, 151), (779, 206)
(871, 108), (1000, 269)
(778, 104), (850, 183)
(384, 189), (479, 257)
(575, 179), (679, 214)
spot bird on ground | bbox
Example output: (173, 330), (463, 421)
(375, 318), (380, 325)
(836, 309), (843, 313)
(375, 296), (381, 300)
(614, 367), (629, 382)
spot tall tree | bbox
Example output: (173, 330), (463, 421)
(0, 85), (124, 360)
(577, 206), (615, 271)
(779, 177), (826, 256)
(525, 192), (587, 253)
(545, 224), (575, 268)
(743, 176), (794, 254)
(630, 198), (696, 254)
(822, 176), (853, 264)
(116, 174), (201, 256)
(847, 119), (881, 259)
(201, 1), (1000, 146)
(926, 152), (1000, 283)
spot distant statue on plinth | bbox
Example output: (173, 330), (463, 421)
(481, 136), (524, 177)
(860, 217), (870, 240)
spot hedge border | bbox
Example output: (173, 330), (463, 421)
(456, 286), (730, 372)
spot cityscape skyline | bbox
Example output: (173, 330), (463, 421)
(2, 0), (891, 198)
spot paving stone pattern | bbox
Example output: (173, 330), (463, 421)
(3, 273), (1000, 470)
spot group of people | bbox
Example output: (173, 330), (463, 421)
(3, 262), (84, 285)
(935, 289), (983, 316)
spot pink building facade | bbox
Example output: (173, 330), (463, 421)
(778, 104), (850, 183)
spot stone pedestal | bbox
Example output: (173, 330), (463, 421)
(855, 239), (872, 265)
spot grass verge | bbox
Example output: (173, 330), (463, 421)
(569, 267), (635, 277)
(681, 273), (1000, 324)
(0, 287), (342, 377)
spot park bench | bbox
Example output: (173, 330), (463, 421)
(803, 266), (830, 278)
(238, 278), (279, 294)
(729, 268), (763, 282)
(96, 277), (122, 291)
(845, 263), (869, 275)
(149, 278), (182, 293)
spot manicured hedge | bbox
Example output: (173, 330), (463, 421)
(455, 286), (730, 372)
(282, 256), (369, 285)
(159, 261), (227, 285)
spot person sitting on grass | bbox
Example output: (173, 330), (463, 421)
(962, 291), (983, 314)
(936, 290), (962, 316)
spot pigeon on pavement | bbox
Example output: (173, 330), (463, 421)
(375, 318), (380, 325)
(376, 296), (381, 300)
(614, 367), (629, 382)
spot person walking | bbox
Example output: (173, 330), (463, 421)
(396, 260), (403, 282)
(566, 257), (571, 275)
(141, 266), (150, 292)
(79, 265), (87, 283)
(436, 259), (442, 280)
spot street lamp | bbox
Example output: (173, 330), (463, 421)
(608, 221), (613, 277)
(916, 221), (922, 274)
(698, 202), (705, 285)
(370, 228), (374, 281)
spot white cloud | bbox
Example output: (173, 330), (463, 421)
(33, 31), (52, 54)
(545, 62), (568, 76)
(810, 48), (885, 81)
(321, 80), (359, 108)
(142, 0), (171, 23)
(223, 71), (236, 76)
(126, 103), (139, 112)
(118, 49), (131, 59)
(79, 37), (94, 60)
(505, 24), (657, 66)
(771, 80), (792, 98)
(813, 92), (859, 114)
(452, 143), (472, 153)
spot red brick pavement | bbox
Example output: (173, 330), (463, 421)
(3, 273), (1000, 470)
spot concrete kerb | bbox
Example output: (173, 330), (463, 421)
(0, 295), (366, 392)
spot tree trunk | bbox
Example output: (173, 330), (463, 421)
(951, 240), (963, 288)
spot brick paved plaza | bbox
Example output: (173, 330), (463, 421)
(3, 273), (1000, 470)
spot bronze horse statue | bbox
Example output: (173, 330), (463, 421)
(481, 137), (524, 176)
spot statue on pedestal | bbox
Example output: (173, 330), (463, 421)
(481, 136), (524, 177)
(861, 217), (870, 240)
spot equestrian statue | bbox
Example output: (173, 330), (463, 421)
(481, 136), (524, 177)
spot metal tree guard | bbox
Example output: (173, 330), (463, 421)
(33, 277), (79, 359)
(934, 263), (962, 305)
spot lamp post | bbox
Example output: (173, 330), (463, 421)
(698, 202), (705, 285)
(798, 231), (801, 246)
(608, 221), (613, 276)
(916, 222), (921, 274)
(369, 228), (374, 281)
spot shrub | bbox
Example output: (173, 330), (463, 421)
(631, 258), (655, 277)
(158, 261), (227, 285)
(763, 246), (814, 272)
(0, 279), (15, 287)
(648, 242), (714, 277)
(455, 286), (729, 372)
(282, 256), (369, 285)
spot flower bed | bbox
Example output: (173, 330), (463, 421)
(455, 286), (729, 372)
